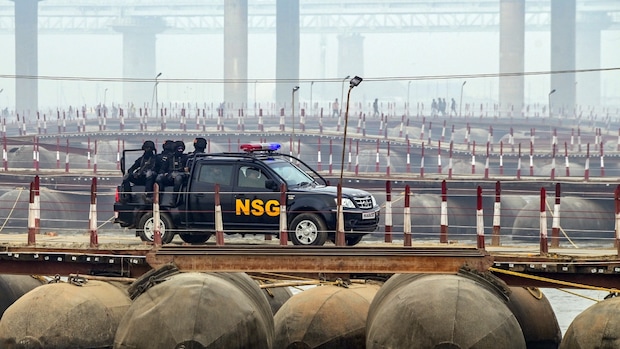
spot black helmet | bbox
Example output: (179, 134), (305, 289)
(175, 140), (185, 153)
(142, 140), (155, 151)
(194, 137), (207, 151)
(163, 140), (175, 152)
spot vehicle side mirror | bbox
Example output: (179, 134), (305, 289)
(265, 179), (278, 191)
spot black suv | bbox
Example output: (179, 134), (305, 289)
(113, 142), (380, 245)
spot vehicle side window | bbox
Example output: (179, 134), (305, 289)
(238, 166), (266, 189)
(197, 163), (233, 186)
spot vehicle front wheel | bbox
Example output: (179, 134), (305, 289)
(179, 233), (212, 244)
(138, 212), (175, 244)
(289, 213), (328, 246)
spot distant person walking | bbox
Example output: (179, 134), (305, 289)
(450, 98), (457, 116)
(373, 98), (379, 117)
(332, 98), (339, 117)
(431, 99), (438, 117)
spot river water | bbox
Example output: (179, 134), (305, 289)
(541, 288), (608, 335)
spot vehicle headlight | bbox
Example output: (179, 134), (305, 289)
(370, 195), (377, 207)
(335, 198), (356, 208)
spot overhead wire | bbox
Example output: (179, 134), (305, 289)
(0, 67), (619, 84)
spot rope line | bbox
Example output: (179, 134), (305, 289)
(0, 187), (24, 233)
(489, 266), (618, 293)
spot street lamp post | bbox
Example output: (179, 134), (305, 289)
(340, 75), (350, 116)
(548, 89), (556, 118)
(291, 86), (300, 145)
(254, 80), (258, 117)
(336, 76), (363, 245)
(459, 80), (467, 117)
(152, 72), (162, 118)
(407, 81), (411, 117)
(310, 81), (314, 118)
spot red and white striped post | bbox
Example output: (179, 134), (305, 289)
(347, 138), (353, 172)
(577, 127), (582, 152)
(509, 127), (515, 152)
(406, 139), (411, 173)
(336, 183), (345, 246)
(476, 186), (485, 249)
(471, 141), (476, 174)
(484, 142), (490, 179)
(600, 141), (605, 177)
(584, 143), (590, 181)
(89, 177), (99, 248)
(355, 140), (360, 176)
(448, 141), (454, 179)
(215, 184), (224, 246)
(492, 181), (501, 246)
(386, 142), (391, 176)
(279, 184), (288, 245)
(403, 184), (412, 247)
(550, 143), (556, 180)
(375, 139), (380, 173)
(564, 142), (570, 177)
(87, 136), (92, 170)
(420, 118), (425, 141)
(427, 121), (433, 146)
(615, 185), (620, 255)
(328, 139), (333, 175)
(2, 134), (7, 171)
(499, 142), (504, 175)
(527, 141), (533, 176)
(65, 139), (70, 173)
(384, 181), (393, 243)
(420, 142), (425, 178)
(539, 187), (548, 256)
(27, 181), (36, 246)
(440, 180), (448, 243)
(152, 184), (162, 246)
(551, 183), (561, 248)
(437, 140), (442, 174)
(316, 138), (322, 172)
(441, 120), (446, 142)
(517, 143), (522, 180)
(93, 140), (98, 174)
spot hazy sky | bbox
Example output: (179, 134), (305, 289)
(0, 0), (618, 110)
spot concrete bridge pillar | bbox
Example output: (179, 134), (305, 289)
(13, 0), (39, 118)
(576, 13), (610, 108)
(275, 0), (299, 107)
(499, 0), (524, 115)
(550, 0), (576, 115)
(338, 34), (364, 83)
(225, 0), (249, 109)
(113, 17), (166, 107)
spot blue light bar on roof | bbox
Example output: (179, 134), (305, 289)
(240, 142), (281, 152)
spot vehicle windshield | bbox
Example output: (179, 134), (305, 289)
(267, 161), (317, 187)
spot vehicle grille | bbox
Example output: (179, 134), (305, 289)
(354, 196), (374, 209)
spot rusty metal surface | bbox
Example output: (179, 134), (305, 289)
(146, 246), (494, 274)
(0, 247), (151, 278)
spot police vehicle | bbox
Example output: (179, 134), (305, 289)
(113, 142), (380, 245)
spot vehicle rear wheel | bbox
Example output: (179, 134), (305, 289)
(289, 213), (328, 246)
(138, 212), (175, 244)
(179, 233), (212, 244)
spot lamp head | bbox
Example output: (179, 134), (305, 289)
(293, 86), (300, 92)
(349, 76), (363, 88)
(156, 72), (162, 78)
(549, 89), (556, 95)
(344, 75), (350, 80)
